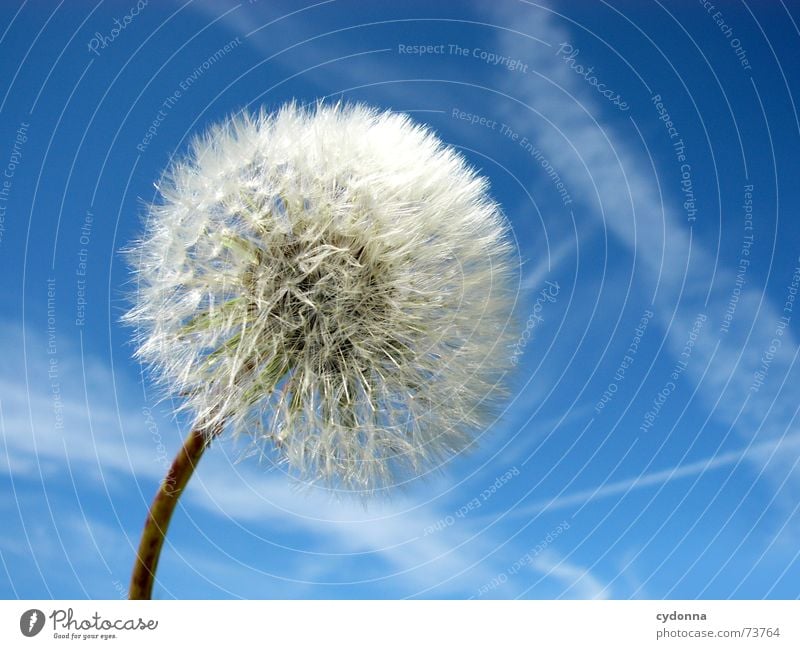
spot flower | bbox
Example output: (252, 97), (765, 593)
(125, 101), (517, 491)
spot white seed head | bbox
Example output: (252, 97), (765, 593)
(125, 102), (518, 492)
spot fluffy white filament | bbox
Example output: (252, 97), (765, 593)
(125, 102), (517, 491)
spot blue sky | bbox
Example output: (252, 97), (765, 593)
(1, 0), (799, 599)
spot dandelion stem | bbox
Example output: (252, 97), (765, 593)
(129, 424), (217, 599)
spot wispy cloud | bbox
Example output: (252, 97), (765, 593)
(482, 2), (800, 502)
(3, 323), (576, 598)
(532, 549), (610, 599)
(510, 432), (800, 517)
(0, 322), (174, 483)
(184, 460), (517, 597)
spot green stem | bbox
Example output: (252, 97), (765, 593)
(129, 424), (216, 599)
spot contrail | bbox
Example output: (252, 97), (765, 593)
(511, 433), (800, 517)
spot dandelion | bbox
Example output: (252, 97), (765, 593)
(125, 101), (517, 598)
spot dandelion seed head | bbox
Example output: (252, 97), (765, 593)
(125, 102), (518, 492)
